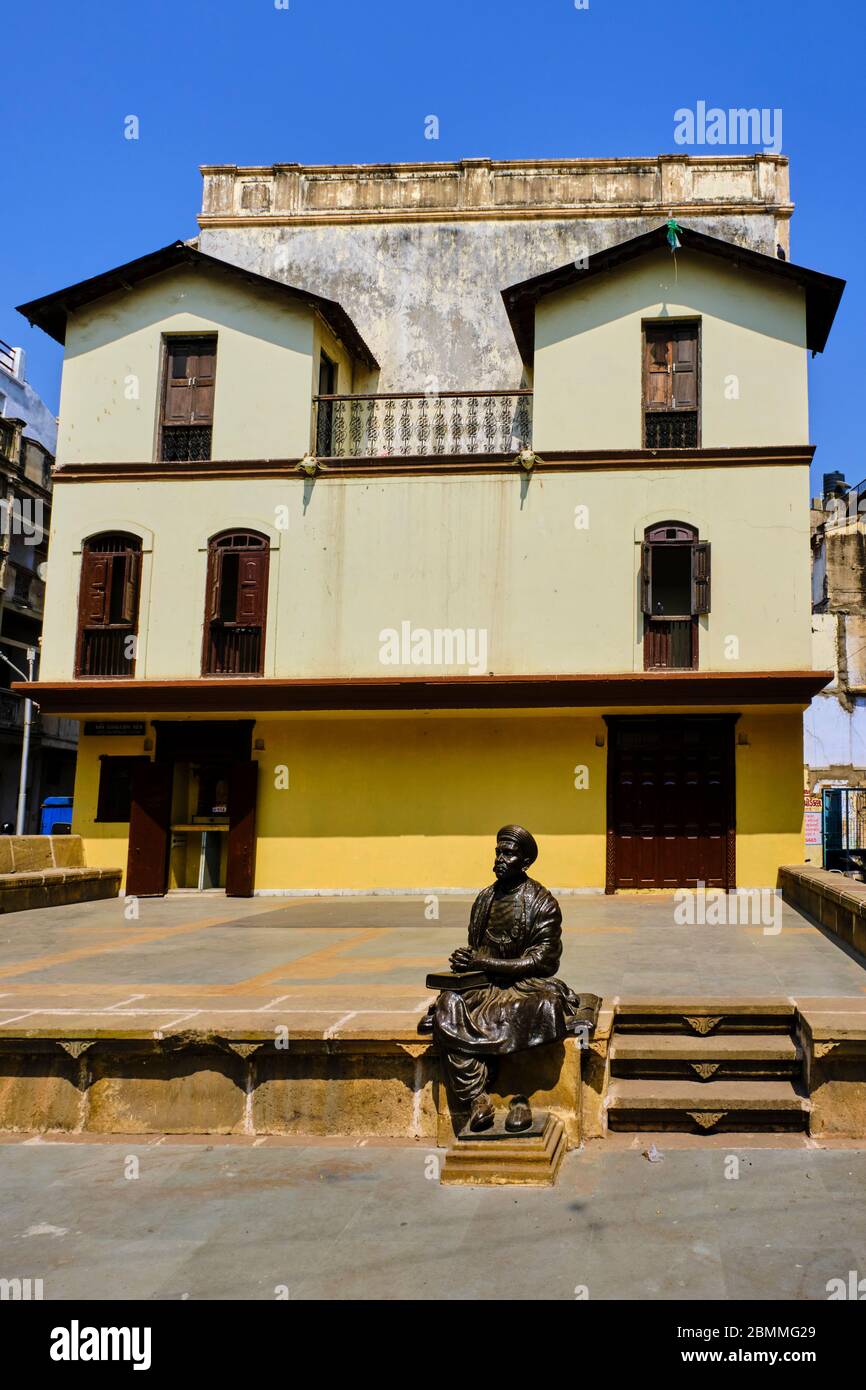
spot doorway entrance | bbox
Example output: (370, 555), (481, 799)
(605, 715), (736, 892)
(126, 721), (258, 898)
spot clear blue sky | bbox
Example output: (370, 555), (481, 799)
(3, 0), (863, 490)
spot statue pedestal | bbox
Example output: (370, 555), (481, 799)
(441, 1110), (566, 1186)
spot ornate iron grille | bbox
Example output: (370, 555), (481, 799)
(644, 411), (698, 449)
(313, 391), (533, 458)
(161, 425), (213, 462)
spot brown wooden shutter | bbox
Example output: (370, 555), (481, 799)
(644, 330), (672, 410)
(121, 549), (140, 624)
(640, 542), (652, 615)
(691, 541), (711, 614)
(226, 760), (258, 897)
(206, 544), (223, 622)
(236, 550), (268, 625)
(191, 342), (216, 424)
(126, 761), (173, 897)
(80, 549), (110, 625)
(672, 327), (698, 410)
(163, 337), (217, 425)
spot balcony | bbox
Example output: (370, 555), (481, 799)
(312, 390), (532, 460)
(0, 558), (45, 615)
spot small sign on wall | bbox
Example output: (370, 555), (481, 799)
(83, 721), (146, 737)
(804, 792), (823, 847)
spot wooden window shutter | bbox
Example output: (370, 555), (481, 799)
(644, 329), (672, 411)
(191, 342), (216, 424)
(640, 542), (652, 615)
(236, 549), (268, 625)
(121, 549), (140, 624)
(80, 549), (110, 626)
(163, 337), (217, 425)
(691, 541), (711, 614)
(206, 544), (223, 622)
(672, 327), (698, 410)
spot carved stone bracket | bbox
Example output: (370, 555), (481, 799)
(813, 1041), (838, 1060)
(58, 1040), (96, 1059)
(224, 1042), (263, 1059)
(690, 1061), (720, 1080)
(398, 1042), (431, 1060)
(688, 1110), (727, 1130)
(684, 1016), (722, 1036)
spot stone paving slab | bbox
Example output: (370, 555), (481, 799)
(0, 1138), (864, 1300)
(0, 892), (862, 1041)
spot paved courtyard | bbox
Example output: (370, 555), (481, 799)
(0, 892), (863, 1039)
(0, 1134), (864, 1300)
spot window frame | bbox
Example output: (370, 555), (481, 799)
(74, 532), (143, 679)
(157, 332), (218, 463)
(201, 529), (269, 677)
(641, 318), (701, 449)
(641, 522), (710, 672)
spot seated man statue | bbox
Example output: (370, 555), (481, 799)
(420, 824), (599, 1134)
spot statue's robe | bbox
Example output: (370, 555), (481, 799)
(433, 876), (583, 1056)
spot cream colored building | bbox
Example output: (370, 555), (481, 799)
(16, 160), (843, 896)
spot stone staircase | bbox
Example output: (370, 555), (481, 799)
(606, 1001), (809, 1134)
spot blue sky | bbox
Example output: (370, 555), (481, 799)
(3, 0), (863, 489)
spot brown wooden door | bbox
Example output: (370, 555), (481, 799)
(606, 717), (735, 892)
(226, 760), (258, 897)
(126, 762), (173, 897)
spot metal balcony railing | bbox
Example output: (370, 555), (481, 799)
(313, 390), (532, 459)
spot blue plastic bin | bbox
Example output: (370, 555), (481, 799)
(40, 796), (73, 835)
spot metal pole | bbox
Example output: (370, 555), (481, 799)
(15, 647), (36, 835)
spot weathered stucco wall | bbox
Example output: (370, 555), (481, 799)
(198, 155), (791, 392)
(41, 463), (812, 682)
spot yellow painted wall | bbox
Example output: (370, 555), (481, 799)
(533, 248), (809, 451)
(56, 264), (318, 464)
(40, 463), (812, 681)
(73, 707), (805, 893)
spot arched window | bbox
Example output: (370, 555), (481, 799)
(75, 533), (142, 678)
(640, 522), (710, 671)
(203, 531), (269, 676)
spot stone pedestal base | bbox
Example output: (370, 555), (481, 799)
(440, 1111), (566, 1186)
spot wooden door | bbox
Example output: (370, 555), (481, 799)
(126, 762), (173, 897)
(606, 718), (735, 892)
(226, 761), (258, 897)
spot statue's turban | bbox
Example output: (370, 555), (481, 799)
(496, 824), (538, 866)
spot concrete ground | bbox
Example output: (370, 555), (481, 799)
(0, 891), (863, 1038)
(1, 1133), (864, 1300)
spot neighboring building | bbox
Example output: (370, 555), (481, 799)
(16, 155), (843, 895)
(0, 339), (77, 828)
(806, 472), (866, 789)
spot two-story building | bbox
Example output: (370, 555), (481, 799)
(16, 156), (843, 895)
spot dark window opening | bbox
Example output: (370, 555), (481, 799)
(316, 351), (338, 456)
(96, 756), (150, 822)
(641, 522), (710, 672)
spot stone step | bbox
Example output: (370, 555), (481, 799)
(611, 1031), (800, 1080)
(614, 1000), (796, 1035)
(606, 1078), (809, 1133)
(441, 1113), (566, 1186)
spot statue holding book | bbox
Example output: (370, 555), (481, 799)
(420, 824), (600, 1134)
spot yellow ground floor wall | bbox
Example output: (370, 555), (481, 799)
(72, 706), (805, 892)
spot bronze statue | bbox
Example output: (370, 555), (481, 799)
(420, 824), (599, 1133)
